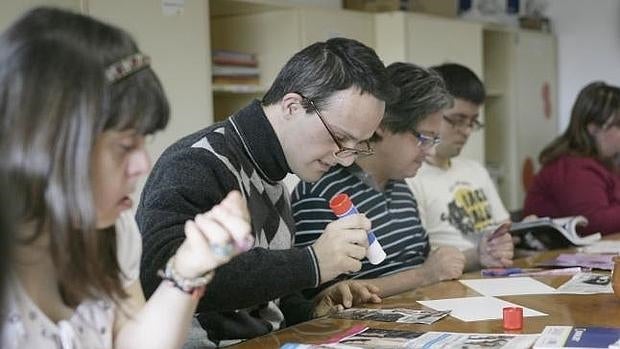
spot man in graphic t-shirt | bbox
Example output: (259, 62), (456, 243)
(408, 63), (514, 271)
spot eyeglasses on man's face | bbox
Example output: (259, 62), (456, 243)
(411, 129), (441, 150)
(296, 92), (374, 160)
(443, 115), (484, 131)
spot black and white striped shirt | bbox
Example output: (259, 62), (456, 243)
(292, 164), (430, 282)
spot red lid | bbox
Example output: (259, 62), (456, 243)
(329, 193), (352, 216)
(502, 307), (523, 330)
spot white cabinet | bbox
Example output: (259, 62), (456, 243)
(374, 12), (485, 164)
(1, 0), (80, 32)
(484, 29), (557, 210)
(210, 1), (375, 120)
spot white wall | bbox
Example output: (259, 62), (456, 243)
(546, 0), (620, 132)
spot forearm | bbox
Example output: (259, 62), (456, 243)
(115, 282), (198, 349)
(463, 247), (481, 272)
(364, 267), (435, 298)
(198, 246), (319, 312)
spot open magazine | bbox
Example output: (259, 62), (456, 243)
(509, 216), (601, 250)
(534, 326), (620, 349)
(281, 327), (539, 349)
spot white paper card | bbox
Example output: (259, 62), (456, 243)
(418, 296), (547, 322)
(460, 277), (557, 296)
(161, 0), (184, 16)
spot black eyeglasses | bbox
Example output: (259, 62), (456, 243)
(443, 115), (484, 131)
(411, 130), (441, 150)
(296, 93), (374, 159)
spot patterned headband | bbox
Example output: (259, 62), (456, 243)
(105, 53), (151, 83)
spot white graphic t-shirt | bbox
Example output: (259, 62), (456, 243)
(1, 211), (141, 349)
(407, 158), (509, 250)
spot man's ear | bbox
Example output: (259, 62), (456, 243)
(374, 125), (387, 138)
(587, 122), (600, 136)
(281, 92), (304, 119)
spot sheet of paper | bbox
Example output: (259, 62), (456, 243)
(460, 277), (557, 296)
(418, 296), (547, 322)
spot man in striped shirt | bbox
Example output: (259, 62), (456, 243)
(292, 62), (468, 298)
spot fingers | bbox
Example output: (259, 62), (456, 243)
(347, 244), (367, 260)
(338, 283), (353, 308)
(328, 214), (371, 232)
(201, 196), (253, 251)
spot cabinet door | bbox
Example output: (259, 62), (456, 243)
(514, 31), (557, 207)
(405, 14), (485, 164)
(299, 9), (375, 48)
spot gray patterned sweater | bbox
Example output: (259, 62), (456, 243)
(136, 100), (320, 345)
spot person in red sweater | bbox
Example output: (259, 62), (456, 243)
(524, 81), (620, 235)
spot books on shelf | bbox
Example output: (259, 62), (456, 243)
(534, 326), (620, 349)
(212, 49), (260, 88)
(212, 49), (258, 67)
(510, 216), (601, 250)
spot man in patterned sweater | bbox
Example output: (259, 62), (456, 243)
(136, 38), (396, 347)
(293, 63), (513, 298)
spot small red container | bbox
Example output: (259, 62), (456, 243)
(502, 307), (523, 330)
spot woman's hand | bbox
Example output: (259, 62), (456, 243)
(173, 191), (253, 279)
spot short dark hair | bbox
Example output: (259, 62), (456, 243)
(373, 62), (452, 141)
(0, 7), (169, 305)
(262, 37), (396, 112)
(431, 63), (485, 105)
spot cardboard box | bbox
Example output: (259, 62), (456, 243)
(343, 0), (460, 17)
(409, 0), (459, 18)
(343, 0), (402, 12)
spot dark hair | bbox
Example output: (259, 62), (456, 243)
(539, 81), (620, 165)
(373, 62), (452, 142)
(0, 178), (11, 310)
(262, 37), (396, 112)
(431, 63), (485, 105)
(0, 7), (169, 305)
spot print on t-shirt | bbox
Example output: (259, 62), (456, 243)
(440, 182), (493, 236)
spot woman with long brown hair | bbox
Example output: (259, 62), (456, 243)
(0, 7), (252, 348)
(524, 81), (620, 235)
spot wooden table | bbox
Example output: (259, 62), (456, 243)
(231, 239), (620, 348)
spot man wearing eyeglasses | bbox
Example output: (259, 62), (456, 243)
(291, 63), (468, 299)
(136, 38), (396, 347)
(408, 63), (514, 272)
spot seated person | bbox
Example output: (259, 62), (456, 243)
(0, 7), (252, 349)
(524, 81), (620, 236)
(408, 63), (514, 270)
(293, 62), (471, 298)
(136, 37), (394, 345)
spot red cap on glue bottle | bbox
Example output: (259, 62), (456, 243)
(328, 193), (386, 265)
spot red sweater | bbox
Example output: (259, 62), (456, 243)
(523, 155), (620, 235)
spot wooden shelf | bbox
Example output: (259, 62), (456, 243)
(212, 84), (265, 94)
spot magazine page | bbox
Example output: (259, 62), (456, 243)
(534, 326), (620, 349)
(510, 216), (600, 250)
(555, 272), (614, 294)
(538, 253), (614, 270)
(408, 332), (539, 349)
(336, 328), (424, 349)
(283, 328), (538, 349)
(330, 308), (450, 324)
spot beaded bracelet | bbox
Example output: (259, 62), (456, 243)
(158, 256), (213, 299)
